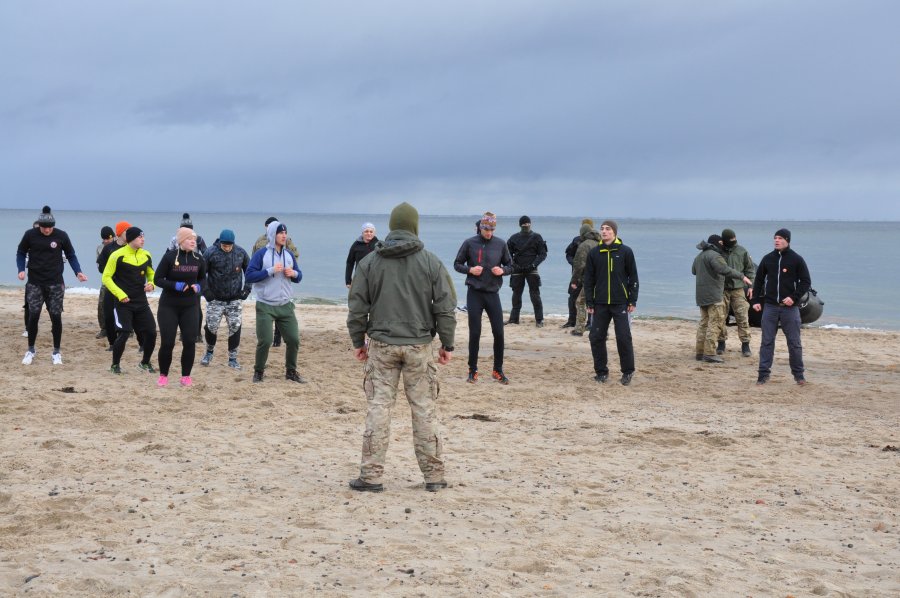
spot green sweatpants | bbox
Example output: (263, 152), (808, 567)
(255, 301), (300, 372)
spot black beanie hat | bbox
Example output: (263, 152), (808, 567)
(519, 215), (531, 226)
(100, 226), (115, 240)
(180, 213), (193, 229)
(125, 227), (143, 243)
(721, 228), (736, 240)
(265, 216), (278, 227)
(37, 205), (56, 227)
(775, 228), (791, 243)
(389, 202), (419, 236)
(707, 234), (722, 246)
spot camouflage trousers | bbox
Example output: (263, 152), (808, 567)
(718, 288), (751, 343)
(696, 302), (726, 357)
(574, 288), (587, 333)
(359, 340), (444, 484)
(205, 299), (243, 338)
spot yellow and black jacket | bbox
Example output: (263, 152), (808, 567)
(102, 245), (155, 304)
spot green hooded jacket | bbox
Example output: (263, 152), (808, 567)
(723, 244), (755, 291)
(347, 229), (457, 349)
(692, 240), (745, 306)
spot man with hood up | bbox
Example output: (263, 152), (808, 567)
(245, 220), (304, 383)
(253, 216), (299, 347)
(692, 235), (752, 364)
(569, 223), (602, 336)
(346, 202), (457, 493)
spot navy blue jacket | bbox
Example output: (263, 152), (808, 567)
(751, 246), (811, 307)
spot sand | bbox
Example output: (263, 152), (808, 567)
(1, 289), (898, 597)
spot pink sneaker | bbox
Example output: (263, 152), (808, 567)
(180, 376), (192, 387)
(157, 375), (168, 387)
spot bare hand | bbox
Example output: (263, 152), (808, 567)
(144, 283), (154, 292)
(783, 297), (794, 307)
(437, 347), (452, 365)
(752, 303), (762, 312)
(284, 267), (295, 278)
(76, 272), (88, 282)
(587, 307), (594, 314)
(627, 305), (636, 313)
(18, 272), (25, 281)
(570, 283), (577, 289)
(491, 266), (504, 276)
(120, 297), (130, 304)
(747, 288), (753, 300)
(273, 262), (284, 273)
(354, 347), (368, 362)
(470, 265), (483, 276)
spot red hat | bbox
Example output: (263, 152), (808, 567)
(115, 221), (132, 237)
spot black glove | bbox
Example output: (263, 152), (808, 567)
(240, 287), (252, 300)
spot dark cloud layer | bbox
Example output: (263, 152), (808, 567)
(1, 0), (898, 219)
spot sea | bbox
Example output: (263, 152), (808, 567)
(4, 209), (898, 331)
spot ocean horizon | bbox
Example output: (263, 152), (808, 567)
(6, 209), (899, 331)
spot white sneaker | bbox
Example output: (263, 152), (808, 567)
(21, 330), (28, 337)
(52, 352), (63, 365)
(22, 351), (35, 365)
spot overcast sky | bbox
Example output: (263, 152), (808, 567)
(2, 1), (898, 219)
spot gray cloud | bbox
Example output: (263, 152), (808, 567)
(1, 0), (898, 219)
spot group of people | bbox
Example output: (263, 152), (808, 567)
(16, 208), (306, 386)
(692, 227), (812, 385)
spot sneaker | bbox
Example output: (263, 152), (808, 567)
(741, 342), (752, 357)
(756, 373), (770, 386)
(702, 355), (724, 364)
(51, 352), (63, 365)
(466, 369), (478, 383)
(136, 345), (143, 355)
(504, 319), (519, 326)
(348, 478), (384, 492)
(137, 362), (156, 373)
(795, 377), (807, 386)
(106, 345), (114, 352)
(285, 369), (306, 383)
(22, 351), (35, 365)
(594, 374), (608, 383)
(95, 330), (106, 339)
(110, 364), (123, 375)
(271, 339), (282, 348)
(200, 351), (213, 366)
(425, 480), (448, 492)
(252, 370), (264, 383)
(492, 369), (509, 385)
(620, 372), (633, 386)
(560, 322), (575, 329)
(535, 321), (544, 328)
(716, 340), (726, 355)
(157, 374), (168, 387)
(22, 330), (28, 337)
(228, 358), (241, 370)
(180, 376), (192, 387)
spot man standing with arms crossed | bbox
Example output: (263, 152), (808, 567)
(347, 202), (456, 493)
(582, 220), (639, 385)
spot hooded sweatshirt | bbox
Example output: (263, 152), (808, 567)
(203, 240), (251, 301)
(245, 221), (301, 305)
(347, 229), (456, 349)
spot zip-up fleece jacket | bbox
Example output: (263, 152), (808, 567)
(347, 229), (456, 349)
(453, 234), (512, 293)
(692, 241), (745, 306)
(507, 230), (548, 272)
(102, 245), (155, 304)
(723, 244), (756, 291)
(203, 240), (251, 301)
(751, 246), (811, 307)
(97, 240), (125, 273)
(583, 238), (639, 307)
(345, 236), (379, 285)
(245, 221), (301, 306)
(16, 227), (84, 286)
(154, 248), (206, 308)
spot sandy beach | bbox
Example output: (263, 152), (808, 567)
(1, 289), (897, 597)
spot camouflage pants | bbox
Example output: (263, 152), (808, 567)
(574, 289), (587, 333)
(359, 340), (444, 484)
(25, 283), (64, 315)
(718, 288), (751, 343)
(696, 302), (726, 357)
(205, 299), (243, 338)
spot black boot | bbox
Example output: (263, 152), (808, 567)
(741, 341), (752, 357)
(716, 340), (726, 355)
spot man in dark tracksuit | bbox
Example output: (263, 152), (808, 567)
(751, 228), (811, 386)
(454, 212), (513, 384)
(583, 220), (639, 386)
(505, 215), (548, 327)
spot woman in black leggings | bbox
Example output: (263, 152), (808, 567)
(154, 227), (206, 387)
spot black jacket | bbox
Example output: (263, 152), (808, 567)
(154, 248), (207, 307)
(507, 230), (548, 273)
(345, 236), (379, 285)
(203, 240), (251, 301)
(583, 239), (639, 307)
(16, 228), (83, 286)
(565, 235), (580, 266)
(454, 234), (512, 293)
(751, 246), (811, 307)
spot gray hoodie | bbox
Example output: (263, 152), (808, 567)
(245, 221), (302, 306)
